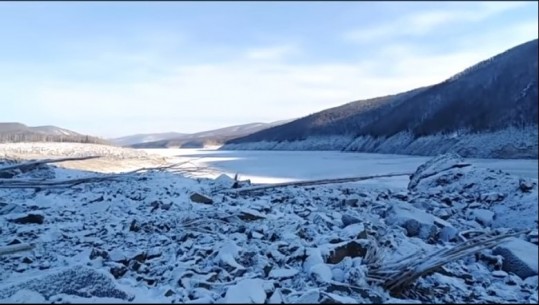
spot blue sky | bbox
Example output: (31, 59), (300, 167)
(1, 1), (537, 138)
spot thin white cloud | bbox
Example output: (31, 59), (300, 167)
(1, 4), (536, 138)
(343, 1), (532, 44)
(30, 41), (520, 137)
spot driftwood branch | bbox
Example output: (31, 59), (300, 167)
(0, 156), (101, 173)
(367, 230), (523, 295)
(226, 172), (414, 195)
(0, 159), (208, 189)
(0, 243), (33, 256)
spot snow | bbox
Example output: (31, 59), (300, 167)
(222, 125), (538, 159)
(217, 240), (245, 270)
(494, 238), (538, 279)
(224, 279), (266, 303)
(309, 264), (333, 283)
(0, 148), (537, 303)
(472, 209), (495, 226)
(0, 289), (46, 303)
(269, 268), (299, 279)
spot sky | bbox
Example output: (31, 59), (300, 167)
(0, 1), (537, 138)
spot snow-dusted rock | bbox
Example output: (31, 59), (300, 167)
(224, 279), (266, 303)
(269, 268), (299, 279)
(408, 153), (469, 191)
(439, 225), (459, 242)
(268, 288), (285, 304)
(341, 214), (361, 227)
(340, 223), (367, 240)
(472, 209), (495, 226)
(385, 202), (454, 241)
(0, 266), (132, 301)
(189, 192), (213, 204)
(407, 153), (538, 231)
(213, 174), (237, 189)
(293, 289), (320, 303)
(0, 155), (537, 304)
(309, 263), (333, 283)
(493, 238), (538, 279)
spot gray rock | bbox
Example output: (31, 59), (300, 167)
(190, 193), (213, 204)
(493, 238), (538, 279)
(342, 198), (359, 207)
(341, 214), (361, 227)
(408, 153), (469, 191)
(519, 179), (535, 193)
(385, 202), (453, 241)
(10, 213), (44, 225)
(326, 240), (369, 264)
(439, 226), (459, 242)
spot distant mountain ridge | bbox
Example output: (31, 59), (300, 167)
(223, 39), (538, 159)
(113, 119), (294, 148)
(111, 132), (186, 147)
(0, 122), (107, 144)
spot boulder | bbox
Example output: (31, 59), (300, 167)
(190, 193), (213, 204)
(408, 153), (469, 191)
(224, 279), (266, 303)
(341, 214), (361, 227)
(10, 214), (44, 225)
(385, 202), (454, 241)
(326, 240), (369, 264)
(519, 179), (535, 193)
(493, 238), (538, 279)
(439, 226), (459, 242)
(471, 209), (495, 226)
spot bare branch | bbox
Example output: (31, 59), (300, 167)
(225, 172), (413, 195)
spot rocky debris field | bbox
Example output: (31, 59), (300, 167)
(0, 153), (537, 303)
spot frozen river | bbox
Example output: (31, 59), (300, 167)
(143, 149), (538, 189)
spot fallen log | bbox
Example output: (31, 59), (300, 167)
(0, 156), (101, 173)
(0, 243), (33, 256)
(224, 172), (414, 195)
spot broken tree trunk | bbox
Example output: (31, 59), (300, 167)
(225, 172), (414, 195)
(366, 230), (525, 296)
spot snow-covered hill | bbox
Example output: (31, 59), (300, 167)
(223, 126), (538, 159)
(119, 119), (294, 149)
(0, 123), (106, 145)
(224, 39), (538, 159)
(110, 133), (186, 147)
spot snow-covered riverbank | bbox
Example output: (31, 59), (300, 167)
(0, 152), (537, 303)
